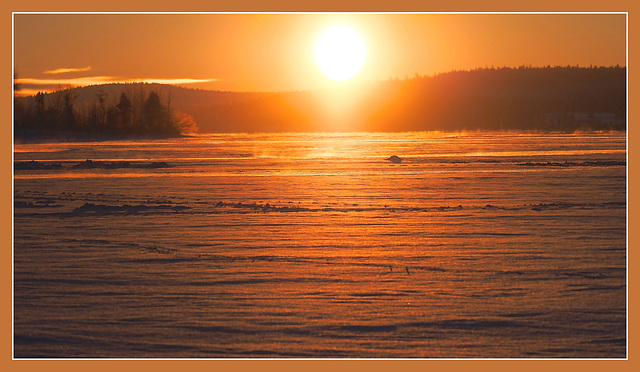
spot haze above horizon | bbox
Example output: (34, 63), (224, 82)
(13, 13), (627, 95)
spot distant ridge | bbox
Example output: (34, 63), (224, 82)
(33, 82), (264, 108)
(14, 66), (626, 136)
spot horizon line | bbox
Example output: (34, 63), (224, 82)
(13, 64), (626, 97)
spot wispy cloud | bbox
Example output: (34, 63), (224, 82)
(43, 66), (93, 74)
(17, 76), (118, 86)
(15, 76), (219, 95)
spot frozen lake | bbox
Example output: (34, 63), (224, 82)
(13, 131), (627, 358)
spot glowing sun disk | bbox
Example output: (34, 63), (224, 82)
(314, 25), (366, 81)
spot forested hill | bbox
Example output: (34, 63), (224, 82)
(13, 83), (262, 141)
(190, 66), (625, 133)
(368, 65), (626, 132)
(14, 66), (626, 139)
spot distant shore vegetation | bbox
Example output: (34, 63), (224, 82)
(209, 65), (624, 133)
(14, 66), (626, 140)
(14, 84), (198, 142)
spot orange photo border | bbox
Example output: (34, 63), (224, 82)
(3, 1), (635, 371)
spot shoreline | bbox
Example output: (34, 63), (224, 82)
(12, 129), (627, 145)
(13, 131), (189, 144)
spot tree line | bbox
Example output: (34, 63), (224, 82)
(14, 66), (626, 138)
(187, 65), (626, 133)
(14, 83), (197, 141)
(367, 65), (627, 132)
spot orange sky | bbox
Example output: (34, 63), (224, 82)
(13, 13), (627, 95)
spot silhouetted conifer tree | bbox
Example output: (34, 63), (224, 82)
(143, 91), (166, 132)
(116, 93), (133, 130)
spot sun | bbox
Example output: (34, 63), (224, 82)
(314, 25), (366, 81)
